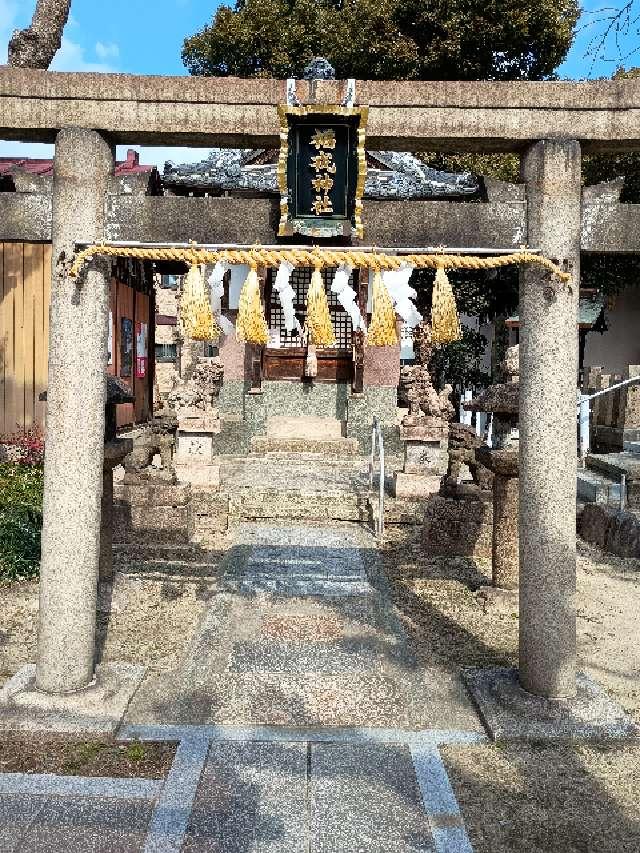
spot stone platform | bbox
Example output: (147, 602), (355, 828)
(463, 666), (637, 742)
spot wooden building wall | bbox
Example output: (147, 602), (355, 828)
(0, 242), (51, 434)
(1, 242), (152, 435)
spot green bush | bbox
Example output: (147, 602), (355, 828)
(0, 463), (44, 582)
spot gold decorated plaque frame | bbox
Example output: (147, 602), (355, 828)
(277, 104), (369, 239)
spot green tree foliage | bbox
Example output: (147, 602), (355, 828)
(183, 0), (579, 81)
(415, 267), (519, 391)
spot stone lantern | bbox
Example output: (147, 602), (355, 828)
(100, 377), (135, 581)
(465, 345), (520, 589)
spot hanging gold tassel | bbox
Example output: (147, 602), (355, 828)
(306, 267), (336, 347)
(179, 264), (220, 342)
(367, 270), (398, 346)
(431, 266), (462, 345)
(237, 265), (269, 345)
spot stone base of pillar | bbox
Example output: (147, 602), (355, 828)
(392, 472), (441, 498)
(463, 666), (637, 742)
(0, 662), (147, 734)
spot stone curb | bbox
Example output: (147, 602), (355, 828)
(120, 723), (487, 746)
(142, 737), (210, 853)
(0, 772), (163, 800)
(411, 745), (474, 853)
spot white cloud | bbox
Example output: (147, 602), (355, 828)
(95, 41), (119, 61)
(50, 37), (119, 73)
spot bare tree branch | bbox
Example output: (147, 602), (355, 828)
(7, 0), (72, 69)
(580, 2), (640, 74)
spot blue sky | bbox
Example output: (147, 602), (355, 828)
(1, 0), (639, 167)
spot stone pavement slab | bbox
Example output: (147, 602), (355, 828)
(182, 741), (308, 853)
(0, 793), (153, 853)
(123, 521), (481, 731)
(311, 742), (435, 852)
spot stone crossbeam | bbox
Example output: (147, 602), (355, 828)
(2, 69), (640, 151)
(4, 191), (639, 252)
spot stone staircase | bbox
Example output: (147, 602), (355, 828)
(219, 455), (373, 524)
(577, 446), (640, 508)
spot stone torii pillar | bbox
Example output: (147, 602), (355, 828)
(36, 128), (114, 694)
(518, 139), (581, 699)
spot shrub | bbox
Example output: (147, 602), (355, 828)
(0, 428), (45, 582)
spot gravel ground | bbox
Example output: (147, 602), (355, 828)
(0, 575), (213, 690)
(381, 525), (640, 724)
(441, 741), (640, 853)
(382, 525), (640, 853)
(0, 734), (176, 778)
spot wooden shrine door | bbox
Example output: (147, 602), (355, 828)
(263, 267), (357, 383)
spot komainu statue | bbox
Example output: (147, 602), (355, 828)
(401, 321), (454, 425)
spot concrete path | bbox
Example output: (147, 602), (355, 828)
(0, 521), (481, 851)
(125, 522), (480, 731)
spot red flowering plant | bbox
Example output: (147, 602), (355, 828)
(0, 426), (45, 466)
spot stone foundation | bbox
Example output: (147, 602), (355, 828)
(578, 503), (640, 558)
(423, 491), (493, 558)
(113, 482), (194, 544)
(214, 379), (400, 456)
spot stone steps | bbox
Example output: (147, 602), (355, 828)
(250, 436), (361, 459)
(113, 542), (223, 577)
(229, 487), (371, 523)
(577, 468), (621, 505)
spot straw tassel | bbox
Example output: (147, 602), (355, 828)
(306, 267), (336, 347)
(237, 265), (269, 345)
(367, 269), (398, 346)
(179, 264), (220, 342)
(431, 266), (462, 345)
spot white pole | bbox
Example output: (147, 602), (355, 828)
(579, 394), (591, 462)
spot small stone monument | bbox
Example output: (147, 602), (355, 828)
(169, 356), (223, 470)
(465, 345), (520, 590)
(394, 322), (452, 498)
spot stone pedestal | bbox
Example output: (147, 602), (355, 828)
(393, 418), (448, 498)
(36, 128), (114, 695)
(476, 446), (519, 590)
(100, 438), (133, 582)
(519, 139), (581, 699)
(175, 414), (220, 465)
(113, 481), (194, 544)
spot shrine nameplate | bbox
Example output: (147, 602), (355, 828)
(277, 104), (368, 239)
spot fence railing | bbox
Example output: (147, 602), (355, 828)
(578, 375), (640, 459)
(369, 416), (385, 540)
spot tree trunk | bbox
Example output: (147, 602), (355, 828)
(8, 0), (72, 69)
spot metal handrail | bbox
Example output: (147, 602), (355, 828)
(578, 375), (640, 459)
(369, 416), (385, 540)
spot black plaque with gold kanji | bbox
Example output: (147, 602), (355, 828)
(277, 105), (368, 239)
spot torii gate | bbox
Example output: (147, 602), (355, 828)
(2, 68), (639, 731)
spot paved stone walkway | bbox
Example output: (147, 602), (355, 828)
(125, 522), (479, 731)
(0, 728), (480, 852)
(1, 521), (481, 851)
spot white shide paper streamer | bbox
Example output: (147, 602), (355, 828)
(330, 264), (366, 332)
(207, 262), (235, 336)
(382, 265), (422, 328)
(273, 260), (302, 335)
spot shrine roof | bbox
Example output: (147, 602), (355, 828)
(163, 148), (480, 200)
